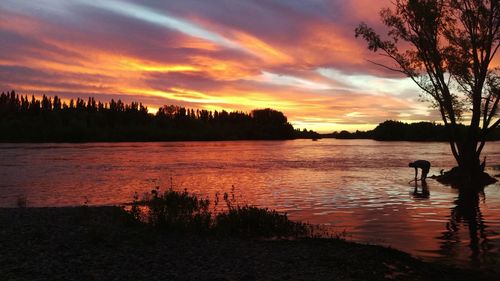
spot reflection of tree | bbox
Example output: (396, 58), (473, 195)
(437, 186), (497, 266)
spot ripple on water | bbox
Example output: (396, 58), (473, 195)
(1, 139), (499, 269)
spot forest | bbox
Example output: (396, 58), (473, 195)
(0, 91), (319, 142)
(328, 120), (500, 141)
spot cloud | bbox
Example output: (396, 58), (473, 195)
(0, 0), (439, 132)
(78, 0), (243, 51)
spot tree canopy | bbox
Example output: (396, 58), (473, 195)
(0, 91), (319, 142)
(355, 0), (499, 182)
(327, 120), (500, 141)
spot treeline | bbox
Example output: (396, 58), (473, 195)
(0, 91), (319, 142)
(327, 120), (500, 141)
(325, 130), (372, 139)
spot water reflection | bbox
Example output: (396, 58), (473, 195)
(437, 185), (498, 268)
(411, 179), (430, 200)
(0, 140), (499, 269)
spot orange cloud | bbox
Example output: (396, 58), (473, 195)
(0, 1), (451, 132)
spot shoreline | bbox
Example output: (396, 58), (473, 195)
(1, 206), (496, 281)
(1, 139), (499, 145)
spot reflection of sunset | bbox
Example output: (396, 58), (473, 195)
(0, 0), (436, 132)
(3, 140), (499, 266)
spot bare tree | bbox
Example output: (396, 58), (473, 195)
(355, 0), (499, 185)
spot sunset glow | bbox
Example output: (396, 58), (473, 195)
(1, 0), (441, 132)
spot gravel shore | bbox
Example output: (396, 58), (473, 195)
(0, 207), (495, 281)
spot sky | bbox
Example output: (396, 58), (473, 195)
(0, 0), (442, 132)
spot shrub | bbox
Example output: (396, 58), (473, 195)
(142, 188), (211, 233)
(128, 188), (309, 238)
(215, 205), (309, 238)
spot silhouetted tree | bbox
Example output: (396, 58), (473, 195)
(294, 128), (321, 139)
(355, 0), (499, 184)
(53, 96), (62, 111)
(325, 121), (499, 141)
(0, 92), (313, 142)
(329, 130), (373, 139)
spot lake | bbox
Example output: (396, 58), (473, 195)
(1, 139), (499, 268)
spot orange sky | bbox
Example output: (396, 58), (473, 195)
(0, 0), (453, 132)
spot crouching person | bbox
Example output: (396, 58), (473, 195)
(409, 160), (431, 181)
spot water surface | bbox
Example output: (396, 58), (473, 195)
(1, 139), (499, 268)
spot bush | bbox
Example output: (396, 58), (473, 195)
(215, 205), (308, 238)
(138, 188), (211, 233)
(128, 188), (309, 238)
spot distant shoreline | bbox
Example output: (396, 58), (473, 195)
(2, 138), (500, 144)
(324, 120), (500, 142)
(0, 137), (315, 144)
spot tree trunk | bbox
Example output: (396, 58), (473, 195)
(441, 138), (497, 188)
(457, 145), (481, 181)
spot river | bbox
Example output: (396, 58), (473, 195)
(1, 139), (499, 268)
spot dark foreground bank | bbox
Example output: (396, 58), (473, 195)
(0, 207), (495, 281)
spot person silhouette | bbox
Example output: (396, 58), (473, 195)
(409, 160), (431, 180)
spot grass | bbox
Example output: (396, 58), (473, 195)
(127, 187), (311, 238)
